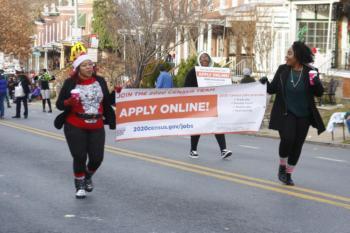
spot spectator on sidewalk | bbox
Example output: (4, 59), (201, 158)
(259, 41), (325, 186)
(240, 68), (256, 84)
(29, 86), (41, 102)
(184, 52), (232, 159)
(38, 69), (53, 113)
(1, 70), (11, 108)
(156, 64), (173, 88)
(0, 70), (8, 119)
(12, 74), (30, 119)
(7, 76), (15, 101)
(345, 111), (350, 133)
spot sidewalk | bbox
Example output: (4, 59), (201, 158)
(254, 125), (350, 148)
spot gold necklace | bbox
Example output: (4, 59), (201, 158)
(290, 67), (303, 88)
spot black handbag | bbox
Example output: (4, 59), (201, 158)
(54, 112), (68, 129)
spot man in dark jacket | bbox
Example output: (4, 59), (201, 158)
(240, 68), (256, 84)
(12, 74), (30, 119)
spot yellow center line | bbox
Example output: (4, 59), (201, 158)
(1, 120), (350, 210)
(106, 147), (350, 210)
(3, 121), (350, 203)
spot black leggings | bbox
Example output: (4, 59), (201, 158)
(42, 99), (52, 111)
(191, 134), (227, 151)
(64, 123), (105, 176)
(278, 113), (310, 166)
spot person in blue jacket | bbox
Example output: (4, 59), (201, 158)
(156, 64), (173, 88)
(345, 111), (350, 133)
(0, 70), (8, 119)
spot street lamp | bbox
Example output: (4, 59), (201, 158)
(52, 44), (56, 70)
(118, 29), (136, 77)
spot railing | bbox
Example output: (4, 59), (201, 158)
(233, 59), (254, 76)
(317, 54), (334, 76)
(344, 52), (350, 70)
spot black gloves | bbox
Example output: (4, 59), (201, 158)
(259, 76), (268, 84)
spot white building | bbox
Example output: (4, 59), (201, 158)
(174, 0), (347, 78)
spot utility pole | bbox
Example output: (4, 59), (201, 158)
(74, 0), (78, 30)
(326, 0), (335, 63)
(72, 0), (80, 43)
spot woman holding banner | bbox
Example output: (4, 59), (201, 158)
(260, 41), (325, 186)
(184, 52), (232, 159)
(55, 54), (115, 199)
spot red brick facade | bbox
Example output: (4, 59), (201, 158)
(343, 78), (350, 99)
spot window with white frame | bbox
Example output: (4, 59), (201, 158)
(220, 0), (226, 9)
(231, 0), (237, 8)
(297, 21), (336, 54)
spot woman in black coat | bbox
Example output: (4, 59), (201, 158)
(55, 55), (115, 199)
(184, 52), (232, 159)
(260, 41), (325, 186)
(12, 74), (30, 119)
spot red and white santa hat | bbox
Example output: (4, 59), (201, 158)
(73, 54), (91, 71)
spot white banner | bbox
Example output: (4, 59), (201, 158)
(115, 83), (266, 141)
(87, 48), (98, 62)
(195, 66), (232, 87)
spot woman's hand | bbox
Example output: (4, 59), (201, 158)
(115, 86), (122, 93)
(64, 96), (79, 107)
(259, 77), (268, 84)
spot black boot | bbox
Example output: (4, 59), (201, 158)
(47, 99), (52, 113)
(74, 179), (86, 199)
(278, 165), (287, 183)
(85, 171), (94, 192)
(285, 173), (295, 186)
(42, 99), (46, 112)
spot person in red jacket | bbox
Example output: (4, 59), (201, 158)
(55, 54), (116, 199)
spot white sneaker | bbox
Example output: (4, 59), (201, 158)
(189, 150), (199, 158)
(221, 149), (232, 159)
(74, 178), (86, 199)
(75, 189), (86, 199)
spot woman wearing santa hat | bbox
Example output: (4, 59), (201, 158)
(55, 54), (115, 199)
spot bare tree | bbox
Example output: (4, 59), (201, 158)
(229, 4), (276, 75)
(99, 52), (124, 88)
(253, 7), (276, 75)
(230, 8), (256, 65)
(105, 0), (211, 87)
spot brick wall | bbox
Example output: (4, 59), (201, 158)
(343, 78), (350, 99)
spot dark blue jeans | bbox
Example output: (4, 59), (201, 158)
(0, 92), (5, 117)
(346, 119), (350, 134)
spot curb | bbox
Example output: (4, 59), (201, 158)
(242, 132), (350, 149)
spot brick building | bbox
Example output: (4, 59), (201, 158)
(30, 0), (93, 73)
